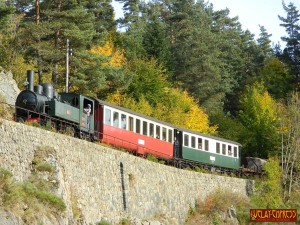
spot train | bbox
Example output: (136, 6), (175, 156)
(15, 70), (263, 174)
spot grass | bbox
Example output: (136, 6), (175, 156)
(0, 162), (65, 224)
(35, 162), (54, 173)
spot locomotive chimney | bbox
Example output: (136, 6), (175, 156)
(27, 70), (34, 91)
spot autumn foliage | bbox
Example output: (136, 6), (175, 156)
(90, 38), (126, 67)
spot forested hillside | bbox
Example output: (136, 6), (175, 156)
(0, 0), (300, 204)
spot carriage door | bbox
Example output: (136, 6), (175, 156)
(174, 129), (183, 158)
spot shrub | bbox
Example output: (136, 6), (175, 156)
(146, 154), (159, 163)
(97, 220), (112, 225)
(119, 218), (131, 225)
(188, 188), (252, 225)
(251, 157), (283, 208)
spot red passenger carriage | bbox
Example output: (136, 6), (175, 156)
(94, 100), (174, 160)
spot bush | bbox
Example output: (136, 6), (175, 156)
(146, 154), (159, 163)
(119, 218), (131, 225)
(185, 188), (252, 225)
(97, 220), (112, 225)
(251, 157), (283, 208)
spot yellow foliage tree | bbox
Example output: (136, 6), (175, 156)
(90, 37), (126, 67)
(106, 88), (217, 135)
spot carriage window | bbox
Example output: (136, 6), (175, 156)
(156, 125), (161, 139)
(121, 114), (127, 129)
(191, 136), (196, 148)
(129, 116), (134, 131)
(113, 111), (119, 127)
(198, 138), (202, 150)
(205, 140), (209, 151)
(150, 123), (154, 137)
(222, 144), (226, 155)
(162, 127), (167, 141)
(168, 129), (173, 143)
(143, 121), (148, 135)
(184, 134), (189, 147)
(234, 147), (238, 157)
(105, 108), (111, 125)
(228, 145), (232, 156)
(136, 119), (141, 133)
(216, 142), (220, 154)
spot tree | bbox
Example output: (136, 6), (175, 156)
(280, 92), (300, 202)
(0, 1), (18, 69)
(239, 83), (280, 158)
(123, 58), (169, 106)
(278, 2), (300, 90)
(257, 25), (273, 61)
(15, 0), (120, 95)
(252, 158), (283, 208)
(261, 58), (292, 99)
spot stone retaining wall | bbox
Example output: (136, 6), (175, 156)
(0, 119), (252, 224)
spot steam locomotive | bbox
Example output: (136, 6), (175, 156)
(15, 70), (263, 173)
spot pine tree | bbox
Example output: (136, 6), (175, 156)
(278, 2), (300, 90)
(0, 1), (16, 68)
(257, 25), (273, 61)
(15, 0), (119, 95)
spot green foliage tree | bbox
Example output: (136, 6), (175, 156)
(278, 2), (300, 90)
(252, 157), (283, 208)
(261, 58), (292, 99)
(239, 83), (280, 158)
(124, 58), (169, 106)
(15, 0), (121, 95)
(210, 111), (245, 142)
(257, 25), (273, 61)
(0, 1), (19, 69)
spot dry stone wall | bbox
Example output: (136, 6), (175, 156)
(0, 119), (253, 225)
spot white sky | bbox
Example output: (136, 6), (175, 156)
(208, 0), (300, 47)
(112, 0), (300, 47)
